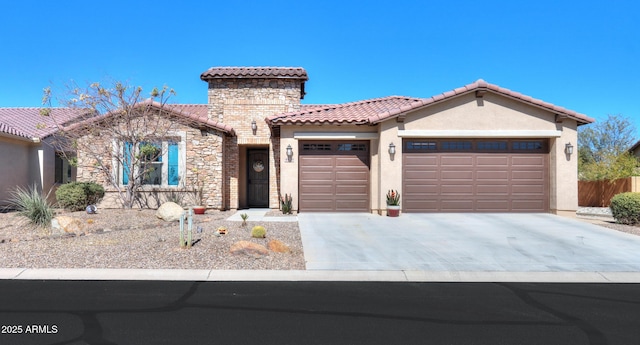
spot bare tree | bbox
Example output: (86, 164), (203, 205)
(42, 81), (196, 208)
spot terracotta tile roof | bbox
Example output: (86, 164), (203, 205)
(0, 107), (88, 141)
(200, 67), (308, 81)
(268, 80), (595, 126)
(267, 96), (425, 125)
(61, 101), (235, 136)
(368, 79), (595, 125)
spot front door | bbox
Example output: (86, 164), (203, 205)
(247, 149), (269, 207)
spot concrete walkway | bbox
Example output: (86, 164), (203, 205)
(225, 208), (298, 222)
(298, 213), (640, 272)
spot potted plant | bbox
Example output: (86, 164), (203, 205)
(189, 168), (206, 214)
(386, 189), (401, 217)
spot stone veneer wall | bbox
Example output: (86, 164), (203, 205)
(75, 114), (225, 209)
(206, 78), (303, 209)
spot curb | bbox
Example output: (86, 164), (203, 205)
(2, 269), (640, 283)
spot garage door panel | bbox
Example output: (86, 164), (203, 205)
(477, 156), (509, 166)
(476, 184), (509, 195)
(441, 170), (473, 180)
(405, 184), (439, 194)
(511, 200), (546, 211)
(299, 156), (333, 166)
(477, 170), (509, 180)
(512, 184), (545, 195)
(441, 156), (474, 166)
(441, 184), (474, 194)
(404, 200), (439, 211)
(335, 171), (369, 181)
(335, 184), (369, 195)
(476, 200), (510, 211)
(405, 169), (438, 179)
(335, 156), (368, 167)
(403, 139), (548, 213)
(440, 199), (475, 211)
(300, 171), (334, 181)
(512, 156), (545, 165)
(512, 170), (544, 180)
(404, 155), (438, 166)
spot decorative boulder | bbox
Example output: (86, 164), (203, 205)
(52, 216), (85, 235)
(156, 202), (185, 222)
(230, 241), (269, 258)
(267, 240), (291, 253)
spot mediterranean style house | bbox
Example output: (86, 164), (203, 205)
(3, 66), (595, 215)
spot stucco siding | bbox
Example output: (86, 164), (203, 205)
(0, 137), (31, 206)
(403, 93), (559, 131)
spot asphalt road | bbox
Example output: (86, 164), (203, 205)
(0, 281), (639, 345)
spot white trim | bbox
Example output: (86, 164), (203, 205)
(294, 132), (379, 140)
(397, 130), (562, 138)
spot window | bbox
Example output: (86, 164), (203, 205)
(442, 141), (472, 150)
(337, 143), (367, 151)
(302, 143), (332, 151)
(477, 141), (508, 151)
(54, 154), (72, 184)
(513, 141), (544, 151)
(122, 140), (180, 186)
(406, 141), (437, 150)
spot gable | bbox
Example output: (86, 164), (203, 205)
(402, 91), (567, 132)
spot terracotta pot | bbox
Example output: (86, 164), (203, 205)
(387, 205), (401, 217)
(192, 206), (206, 215)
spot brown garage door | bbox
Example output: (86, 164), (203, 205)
(299, 141), (370, 212)
(402, 139), (549, 212)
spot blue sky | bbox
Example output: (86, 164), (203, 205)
(1, 0), (638, 137)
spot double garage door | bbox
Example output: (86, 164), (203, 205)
(298, 141), (370, 212)
(297, 139), (549, 213)
(403, 139), (549, 212)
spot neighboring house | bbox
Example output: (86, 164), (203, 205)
(630, 140), (640, 158)
(74, 66), (595, 215)
(0, 108), (85, 206)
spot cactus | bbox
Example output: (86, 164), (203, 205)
(251, 225), (266, 238)
(281, 193), (293, 214)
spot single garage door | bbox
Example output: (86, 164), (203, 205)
(403, 139), (549, 212)
(299, 141), (370, 212)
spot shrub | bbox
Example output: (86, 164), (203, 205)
(610, 192), (640, 225)
(281, 193), (292, 214)
(251, 225), (266, 238)
(56, 182), (105, 211)
(7, 184), (54, 227)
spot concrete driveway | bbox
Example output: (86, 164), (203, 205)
(297, 213), (640, 272)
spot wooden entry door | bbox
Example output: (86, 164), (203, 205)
(247, 149), (269, 207)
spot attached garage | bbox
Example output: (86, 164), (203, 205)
(402, 139), (549, 212)
(298, 141), (370, 212)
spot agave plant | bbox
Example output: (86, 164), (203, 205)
(7, 184), (54, 227)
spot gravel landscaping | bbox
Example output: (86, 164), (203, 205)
(0, 209), (304, 270)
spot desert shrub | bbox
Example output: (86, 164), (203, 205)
(251, 225), (266, 238)
(281, 194), (292, 214)
(56, 182), (105, 211)
(7, 184), (54, 227)
(610, 192), (640, 225)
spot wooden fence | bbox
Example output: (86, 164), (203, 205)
(578, 177), (640, 207)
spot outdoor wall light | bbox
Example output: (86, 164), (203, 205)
(286, 144), (293, 162)
(388, 142), (396, 156)
(565, 142), (574, 155)
(251, 120), (257, 135)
